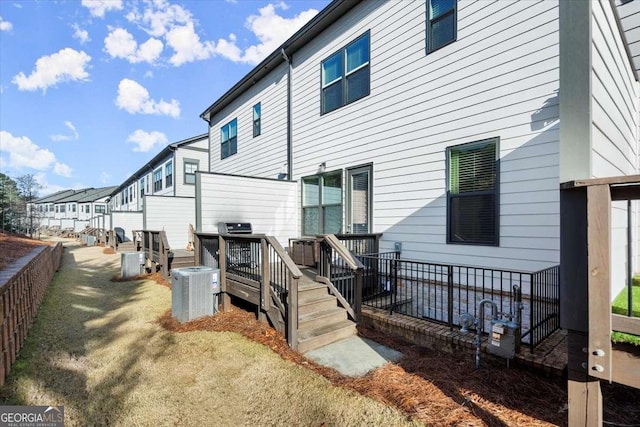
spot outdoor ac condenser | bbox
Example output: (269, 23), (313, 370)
(121, 252), (144, 279)
(172, 266), (220, 323)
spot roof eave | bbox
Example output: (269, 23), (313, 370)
(200, 0), (361, 123)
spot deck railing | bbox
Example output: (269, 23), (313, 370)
(356, 252), (560, 351)
(194, 233), (301, 349)
(335, 233), (382, 256)
(136, 230), (171, 278)
(317, 234), (364, 322)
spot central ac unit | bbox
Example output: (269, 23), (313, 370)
(121, 252), (144, 279)
(172, 266), (220, 323)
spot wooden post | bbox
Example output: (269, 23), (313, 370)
(218, 235), (230, 311)
(288, 274), (299, 350)
(260, 238), (270, 317)
(561, 184), (604, 426)
(194, 233), (201, 266)
(354, 269), (362, 323)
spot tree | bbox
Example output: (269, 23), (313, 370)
(0, 173), (20, 233)
(15, 174), (42, 238)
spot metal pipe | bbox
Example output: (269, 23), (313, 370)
(475, 299), (499, 369)
(281, 48), (293, 181)
(628, 199), (633, 317)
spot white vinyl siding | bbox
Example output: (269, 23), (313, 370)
(591, 0), (640, 298)
(110, 211), (143, 242)
(290, 0), (560, 270)
(175, 136), (209, 197)
(197, 173), (299, 248)
(144, 196), (195, 250)
(208, 63), (289, 179)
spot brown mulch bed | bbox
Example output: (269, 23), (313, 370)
(157, 307), (640, 426)
(0, 231), (52, 270)
(103, 247), (116, 255)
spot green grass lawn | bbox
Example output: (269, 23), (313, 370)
(611, 275), (640, 346)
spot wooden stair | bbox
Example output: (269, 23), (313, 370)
(296, 273), (357, 353)
(117, 242), (136, 252)
(168, 249), (195, 272)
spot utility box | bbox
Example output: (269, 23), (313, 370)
(172, 267), (220, 323)
(486, 319), (520, 359)
(121, 252), (144, 279)
(290, 239), (316, 267)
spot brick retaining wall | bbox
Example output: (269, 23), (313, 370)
(0, 242), (63, 385)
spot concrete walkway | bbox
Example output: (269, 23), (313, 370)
(305, 336), (403, 377)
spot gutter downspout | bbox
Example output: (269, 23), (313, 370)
(282, 48), (293, 181)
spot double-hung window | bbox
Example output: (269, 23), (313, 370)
(153, 168), (163, 192)
(253, 103), (261, 137)
(302, 170), (342, 235)
(221, 118), (237, 159)
(165, 161), (173, 188)
(446, 137), (499, 246)
(95, 205), (105, 214)
(184, 160), (198, 185)
(321, 32), (370, 114)
(140, 178), (145, 198)
(427, 0), (457, 53)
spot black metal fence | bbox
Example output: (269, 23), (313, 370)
(356, 252), (560, 351)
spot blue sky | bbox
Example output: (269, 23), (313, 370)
(0, 0), (330, 195)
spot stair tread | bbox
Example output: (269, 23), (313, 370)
(298, 319), (356, 340)
(299, 307), (346, 322)
(298, 293), (336, 305)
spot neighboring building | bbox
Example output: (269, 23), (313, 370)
(198, 0), (639, 293)
(108, 134), (209, 212)
(76, 186), (116, 221)
(31, 186), (115, 231)
(33, 189), (76, 219)
(107, 133), (208, 248)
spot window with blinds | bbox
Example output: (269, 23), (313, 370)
(447, 138), (499, 246)
(348, 166), (371, 234)
(427, 0), (456, 53)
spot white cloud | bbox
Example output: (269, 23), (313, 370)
(50, 121), (79, 142)
(65, 121), (79, 139)
(127, 0), (191, 37)
(12, 48), (91, 92)
(216, 3), (319, 65)
(0, 16), (13, 32)
(72, 24), (90, 44)
(115, 79), (180, 118)
(165, 22), (215, 66)
(104, 27), (163, 64)
(100, 171), (112, 184)
(34, 173), (67, 197)
(81, 0), (123, 18)
(50, 134), (71, 142)
(53, 162), (73, 177)
(0, 131), (56, 171)
(143, 70), (154, 78)
(126, 129), (168, 152)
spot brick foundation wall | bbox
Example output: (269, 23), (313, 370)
(0, 242), (63, 385)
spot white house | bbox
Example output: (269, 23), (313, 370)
(198, 0), (639, 296)
(108, 133), (209, 248)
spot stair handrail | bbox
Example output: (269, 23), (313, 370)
(264, 236), (301, 349)
(317, 234), (365, 322)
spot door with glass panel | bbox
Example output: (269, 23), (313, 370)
(346, 166), (371, 234)
(302, 170), (342, 235)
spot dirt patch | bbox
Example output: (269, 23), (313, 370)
(0, 232), (51, 271)
(102, 248), (116, 255)
(160, 307), (640, 427)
